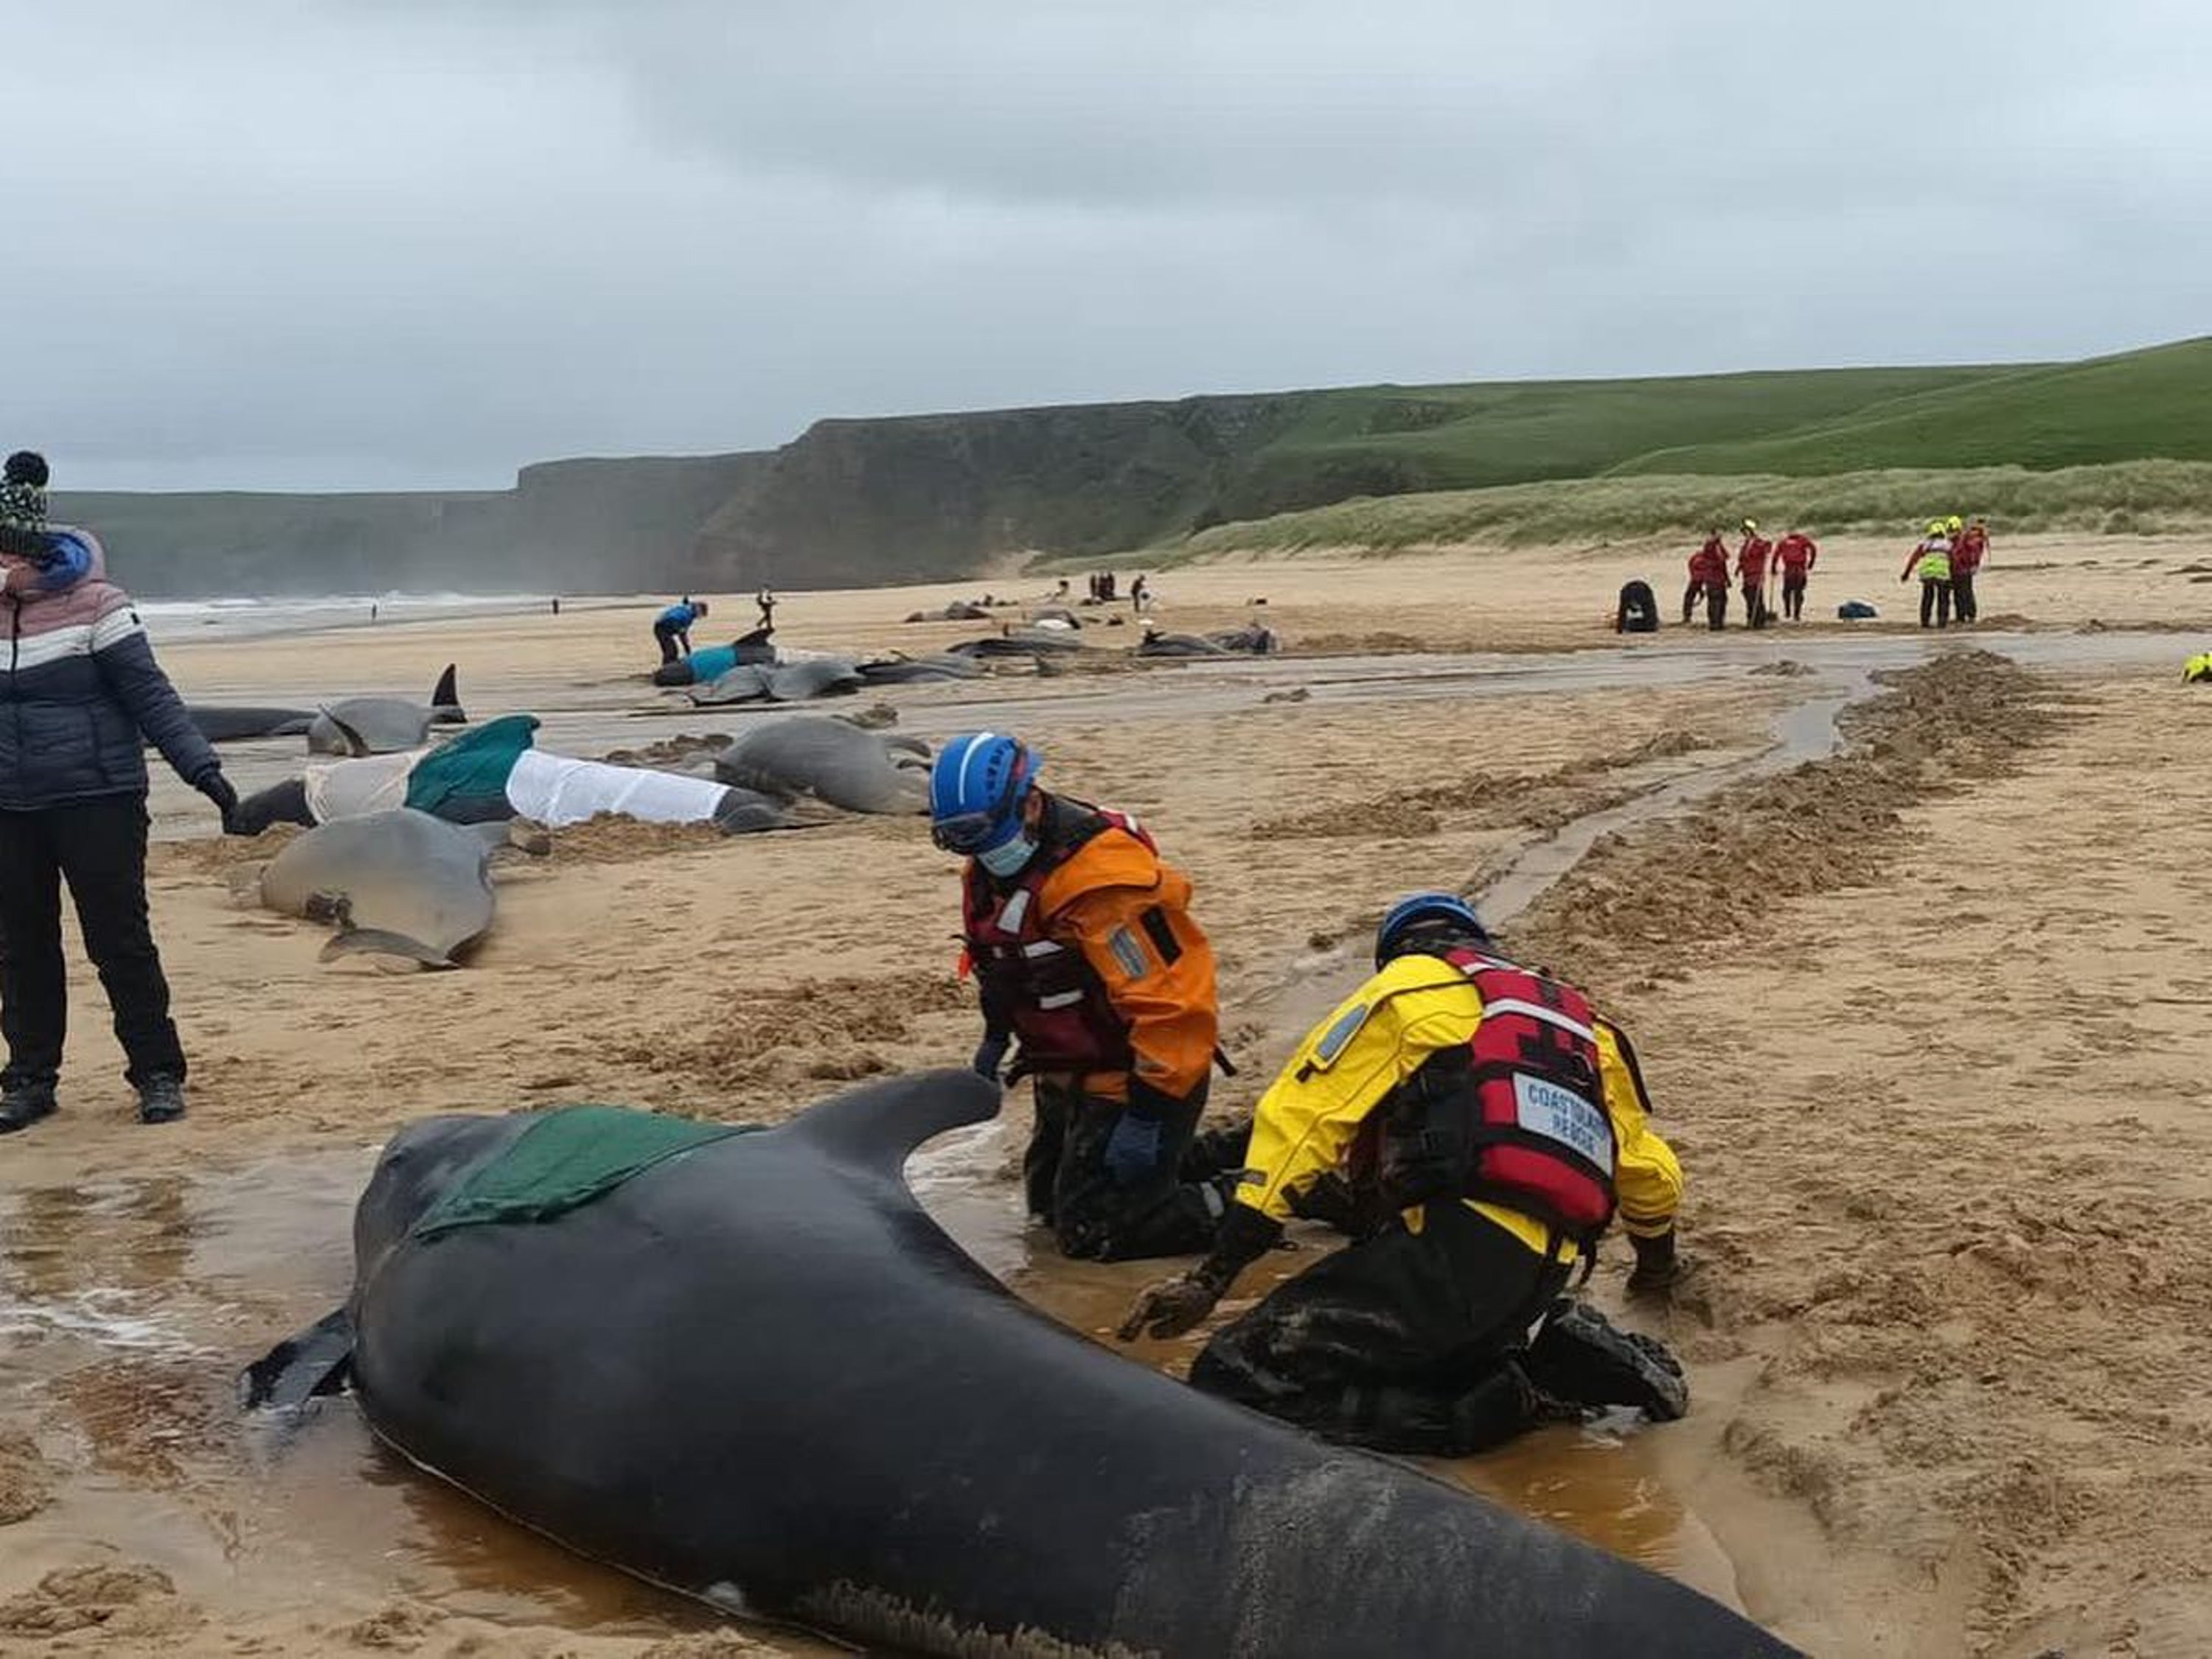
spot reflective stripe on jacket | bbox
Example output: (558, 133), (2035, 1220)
(1233, 953), (1682, 1259)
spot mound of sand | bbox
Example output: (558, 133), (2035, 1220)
(605, 972), (976, 1109)
(0, 1429), (53, 1525)
(1512, 652), (2059, 973)
(1253, 728), (1710, 841)
(0, 1563), (192, 1638)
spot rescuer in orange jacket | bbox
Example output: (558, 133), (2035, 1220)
(933, 731), (1227, 1262)
(1119, 892), (1689, 1455)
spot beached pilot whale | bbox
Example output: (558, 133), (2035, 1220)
(307, 665), (467, 756)
(243, 1071), (1795, 1658)
(257, 808), (498, 967)
(184, 704), (318, 742)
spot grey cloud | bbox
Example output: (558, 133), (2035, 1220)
(7, 0), (2210, 489)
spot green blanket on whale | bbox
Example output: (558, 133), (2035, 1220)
(411, 1105), (755, 1239)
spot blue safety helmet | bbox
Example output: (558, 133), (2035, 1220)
(929, 731), (1039, 856)
(1374, 891), (1491, 967)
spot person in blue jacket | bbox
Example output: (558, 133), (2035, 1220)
(653, 598), (709, 665)
(0, 465), (239, 1135)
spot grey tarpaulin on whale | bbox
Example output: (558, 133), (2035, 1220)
(244, 1072), (1798, 1659)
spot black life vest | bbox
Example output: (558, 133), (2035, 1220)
(961, 801), (1153, 1075)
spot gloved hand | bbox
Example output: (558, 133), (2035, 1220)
(196, 769), (244, 835)
(972, 1032), (1011, 1083)
(1116, 1269), (1222, 1342)
(1102, 1110), (1166, 1187)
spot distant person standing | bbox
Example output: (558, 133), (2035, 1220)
(0, 508), (240, 1133)
(1684, 528), (1729, 628)
(1902, 522), (1953, 629)
(1772, 529), (1819, 622)
(1951, 517), (1988, 624)
(1735, 520), (1773, 629)
(653, 598), (708, 664)
(755, 588), (777, 632)
(1130, 574), (1152, 613)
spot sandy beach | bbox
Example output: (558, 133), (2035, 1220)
(3, 532), (2211, 1657)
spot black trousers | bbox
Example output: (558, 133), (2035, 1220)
(1025, 1076), (1220, 1262)
(1191, 1200), (1570, 1455)
(1742, 581), (1769, 628)
(1781, 572), (1808, 619)
(0, 796), (186, 1088)
(1951, 569), (1978, 622)
(1920, 578), (1952, 628)
(653, 622), (684, 664)
(1705, 584), (1728, 630)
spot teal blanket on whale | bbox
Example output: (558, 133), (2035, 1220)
(412, 1105), (755, 1239)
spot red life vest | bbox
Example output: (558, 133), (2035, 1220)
(1444, 947), (1618, 1242)
(961, 804), (1153, 1075)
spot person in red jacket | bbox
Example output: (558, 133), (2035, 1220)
(1950, 517), (1987, 623)
(1683, 529), (1729, 629)
(1772, 529), (1819, 622)
(1735, 521), (1773, 629)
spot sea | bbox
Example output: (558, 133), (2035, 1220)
(132, 592), (585, 643)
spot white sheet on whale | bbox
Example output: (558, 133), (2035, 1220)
(504, 749), (729, 827)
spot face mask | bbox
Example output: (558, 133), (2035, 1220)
(977, 833), (1037, 877)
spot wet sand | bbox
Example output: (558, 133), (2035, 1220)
(2, 534), (2210, 1656)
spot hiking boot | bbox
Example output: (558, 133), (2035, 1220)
(136, 1075), (187, 1126)
(0, 1079), (58, 1135)
(1524, 1300), (1689, 1422)
(1626, 1228), (1686, 1298)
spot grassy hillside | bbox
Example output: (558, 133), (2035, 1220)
(690, 363), (2029, 588)
(47, 338), (2208, 594)
(1609, 338), (2212, 477)
(1218, 364), (2017, 513)
(1170, 459), (2212, 561)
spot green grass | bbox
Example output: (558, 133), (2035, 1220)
(1607, 338), (2212, 477)
(1166, 459), (2212, 562)
(1197, 364), (2025, 522)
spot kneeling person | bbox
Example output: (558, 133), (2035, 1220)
(932, 732), (1225, 1262)
(1120, 892), (1688, 1455)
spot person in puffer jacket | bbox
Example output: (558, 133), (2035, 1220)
(0, 517), (239, 1134)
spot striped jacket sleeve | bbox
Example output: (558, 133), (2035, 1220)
(89, 596), (221, 786)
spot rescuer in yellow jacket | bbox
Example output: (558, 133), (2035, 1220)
(933, 731), (1227, 1262)
(1120, 892), (1689, 1455)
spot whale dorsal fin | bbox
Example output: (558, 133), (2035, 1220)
(430, 663), (461, 716)
(784, 1069), (1003, 1180)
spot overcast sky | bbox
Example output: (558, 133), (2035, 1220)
(10, 0), (2211, 491)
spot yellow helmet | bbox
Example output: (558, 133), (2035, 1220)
(1946, 515), (1964, 532)
(1925, 518), (1946, 536)
(1742, 518), (1759, 532)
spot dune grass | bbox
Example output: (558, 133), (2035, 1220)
(1164, 459), (2212, 562)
